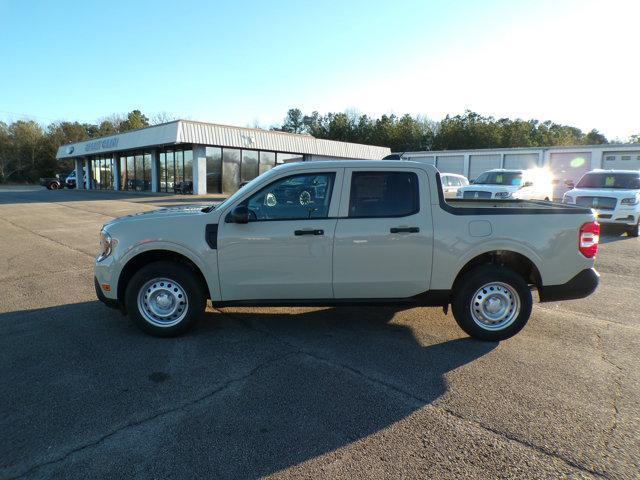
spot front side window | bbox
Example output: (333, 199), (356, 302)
(349, 171), (419, 218)
(244, 172), (335, 221)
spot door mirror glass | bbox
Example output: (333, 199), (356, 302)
(227, 205), (249, 224)
(564, 179), (575, 188)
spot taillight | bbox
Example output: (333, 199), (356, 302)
(579, 222), (600, 258)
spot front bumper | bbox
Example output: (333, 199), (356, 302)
(94, 277), (120, 310)
(538, 268), (599, 302)
(592, 208), (639, 226)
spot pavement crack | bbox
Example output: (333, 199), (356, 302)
(4, 350), (298, 479)
(0, 216), (94, 259)
(226, 312), (609, 479)
(595, 323), (624, 465)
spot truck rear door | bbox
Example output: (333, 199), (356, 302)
(332, 167), (434, 298)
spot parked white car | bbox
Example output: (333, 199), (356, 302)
(457, 169), (554, 201)
(440, 173), (469, 198)
(563, 170), (640, 237)
(94, 161), (599, 341)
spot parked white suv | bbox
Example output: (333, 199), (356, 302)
(457, 169), (553, 201)
(563, 170), (640, 237)
(440, 173), (469, 198)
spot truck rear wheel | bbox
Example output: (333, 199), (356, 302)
(124, 261), (206, 337)
(451, 265), (532, 341)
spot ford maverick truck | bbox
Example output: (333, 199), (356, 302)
(94, 160), (600, 341)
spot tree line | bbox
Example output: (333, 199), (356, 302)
(276, 108), (621, 153)
(0, 110), (162, 183)
(0, 108), (636, 183)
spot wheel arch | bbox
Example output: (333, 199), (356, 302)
(117, 249), (211, 312)
(452, 249), (543, 293)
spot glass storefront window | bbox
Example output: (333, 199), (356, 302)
(143, 153), (152, 191)
(206, 147), (222, 194)
(119, 157), (127, 190)
(184, 150), (193, 183)
(175, 150), (184, 184)
(259, 151), (275, 175)
(222, 148), (241, 194)
(166, 151), (175, 191)
(277, 153), (303, 164)
(134, 154), (143, 191)
(241, 150), (259, 183)
(126, 156), (134, 191)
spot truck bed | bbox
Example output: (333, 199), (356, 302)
(445, 198), (590, 212)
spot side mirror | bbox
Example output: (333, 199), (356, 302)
(564, 180), (575, 189)
(227, 205), (249, 224)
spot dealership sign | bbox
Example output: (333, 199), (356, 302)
(84, 137), (119, 153)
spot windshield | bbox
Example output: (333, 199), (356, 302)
(474, 171), (522, 186)
(576, 173), (640, 189)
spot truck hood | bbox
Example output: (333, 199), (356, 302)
(565, 188), (640, 199)
(104, 204), (214, 227)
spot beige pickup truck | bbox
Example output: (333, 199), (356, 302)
(94, 160), (600, 341)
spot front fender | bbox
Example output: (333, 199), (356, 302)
(114, 240), (220, 301)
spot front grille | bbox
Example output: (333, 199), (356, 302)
(463, 190), (492, 199)
(575, 196), (617, 210)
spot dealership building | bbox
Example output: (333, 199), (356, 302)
(56, 120), (390, 195)
(398, 144), (640, 198)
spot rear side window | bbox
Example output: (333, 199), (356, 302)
(348, 171), (419, 218)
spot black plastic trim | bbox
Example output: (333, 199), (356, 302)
(94, 277), (120, 310)
(435, 172), (592, 215)
(205, 224), (218, 249)
(538, 268), (599, 302)
(214, 290), (451, 308)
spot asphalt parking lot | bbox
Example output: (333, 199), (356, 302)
(1, 186), (638, 479)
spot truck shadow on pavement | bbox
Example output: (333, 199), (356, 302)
(0, 301), (496, 479)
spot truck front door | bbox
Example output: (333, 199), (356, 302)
(217, 169), (342, 301)
(333, 167), (433, 298)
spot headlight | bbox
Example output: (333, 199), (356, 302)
(620, 197), (639, 205)
(98, 230), (117, 261)
(494, 192), (512, 199)
(563, 196), (575, 204)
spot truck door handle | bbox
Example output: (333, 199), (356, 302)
(390, 227), (420, 233)
(294, 229), (324, 236)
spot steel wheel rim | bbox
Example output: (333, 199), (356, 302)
(137, 277), (188, 327)
(470, 282), (520, 331)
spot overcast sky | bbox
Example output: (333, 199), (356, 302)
(0, 0), (638, 140)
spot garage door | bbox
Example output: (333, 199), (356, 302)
(436, 155), (464, 175)
(549, 152), (592, 200)
(602, 152), (640, 170)
(469, 154), (502, 180)
(504, 153), (539, 170)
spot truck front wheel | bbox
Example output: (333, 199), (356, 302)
(451, 265), (532, 341)
(125, 261), (206, 337)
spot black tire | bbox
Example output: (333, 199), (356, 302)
(124, 261), (206, 337)
(49, 182), (59, 190)
(451, 265), (532, 341)
(627, 220), (639, 238)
